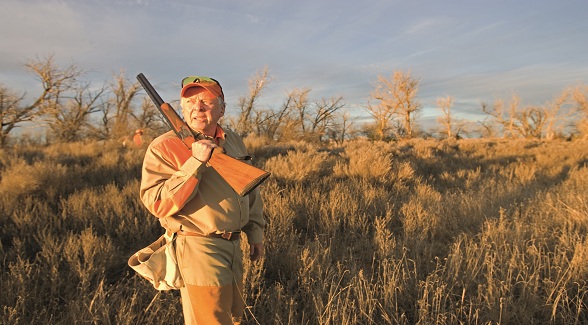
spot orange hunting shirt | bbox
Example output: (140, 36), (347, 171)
(139, 126), (265, 244)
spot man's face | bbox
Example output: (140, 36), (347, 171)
(181, 87), (225, 136)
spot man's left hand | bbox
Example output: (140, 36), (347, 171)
(249, 242), (264, 261)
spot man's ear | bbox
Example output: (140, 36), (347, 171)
(220, 101), (226, 116)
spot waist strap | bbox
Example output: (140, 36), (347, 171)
(178, 230), (241, 241)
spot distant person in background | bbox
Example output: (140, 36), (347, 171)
(139, 76), (265, 324)
(132, 129), (144, 147)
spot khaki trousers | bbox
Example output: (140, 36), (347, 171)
(176, 235), (245, 325)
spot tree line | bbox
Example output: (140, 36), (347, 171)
(1, 55), (587, 148)
(0, 55), (166, 147)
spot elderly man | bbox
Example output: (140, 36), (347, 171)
(139, 76), (265, 324)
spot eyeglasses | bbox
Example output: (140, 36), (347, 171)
(181, 76), (222, 89)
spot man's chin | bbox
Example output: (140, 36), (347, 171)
(188, 122), (206, 130)
(188, 124), (215, 136)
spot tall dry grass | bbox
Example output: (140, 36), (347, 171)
(1, 137), (587, 324)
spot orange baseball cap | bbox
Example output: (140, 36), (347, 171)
(180, 76), (224, 100)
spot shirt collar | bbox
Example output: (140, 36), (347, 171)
(214, 125), (226, 140)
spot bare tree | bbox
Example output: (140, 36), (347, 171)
(44, 81), (106, 142)
(88, 97), (114, 140)
(517, 106), (548, 138)
(251, 88), (311, 140)
(569, 84), (588, 138)
(0, 86), (27, 147)
(0, 55), (80, 147)
(482, 95), (543, 138)
(130, 96), (167, 135)
(477, 115), (499, 138)
(270, 90), (299, 141)
(109, 70), (141, 140)
(365, 98), (393, 141)
(254, 89), (301, 141)
(506, 96), (521, 138)
(481, 96), (518, 138)
(482, 91), (579, 139)
(436, 96), (469, 139)
(544, 90), (569, 140)
(368, 70), (421, 140)
(291, 88), (311, 136)
(571, 84), (588, 112)
(234, 66), (271, 136)
(327, 111), (353, 145)
(436, 96), (454, 139)
(307, 96), (345, 143)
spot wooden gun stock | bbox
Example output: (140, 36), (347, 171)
(137, 73), (270, 196)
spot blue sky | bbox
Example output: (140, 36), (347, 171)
(1, 0), (587, 129)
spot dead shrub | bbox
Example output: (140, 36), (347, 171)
(333, 140), (393, 181)
(0, 159), (68, 203)
(265, 150), (332, 182)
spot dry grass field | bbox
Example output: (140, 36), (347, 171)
(1, 137), (587, 324)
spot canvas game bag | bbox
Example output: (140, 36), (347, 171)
(128, 230), (184, 290)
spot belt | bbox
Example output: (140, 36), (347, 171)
(178, 230), (241, 241)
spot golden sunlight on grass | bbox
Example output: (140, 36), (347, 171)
(1, 138), (587, 324)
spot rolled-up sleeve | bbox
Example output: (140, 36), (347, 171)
(140, 135), (206, 218)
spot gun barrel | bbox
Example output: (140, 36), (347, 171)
(137, 73), (189, 143)
(137, 73), (165, 107)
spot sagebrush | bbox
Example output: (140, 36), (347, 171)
(1, 138), (587, 324)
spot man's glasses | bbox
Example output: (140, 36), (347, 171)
(181, 76), (222, 89)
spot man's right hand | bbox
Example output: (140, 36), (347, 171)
(191, 139), (217, 162)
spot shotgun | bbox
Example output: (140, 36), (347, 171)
(137, 73), (270, 197)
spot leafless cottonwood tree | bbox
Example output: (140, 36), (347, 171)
(365, 99), (393, 140)
(44, 81), (107, 142)
(234, 66), (271, 136)
(0, 86), (27, 147)
(543, 90), (569, 140)
(0, 55), (80, 147)
(482, 90), (577, 139)
(246, 82), (347, 143)
(569, 84), (588, 138)
(482, 96), (538, 138)
(481, 96), (519, 138)
(89, 97), (114, 140)
(108, 70), (141, 140)
(571, 85), (588, 112)
(326, 110), (353, 145)
(478, 115), (500, 138)
(368, 70), (421, 140)
(437, 96), (460, 139)
(306, 96), (345, 143)
(292, 88), (311, 136)
(539, 87), (578, 139)
(130, 96), (167, 135)
(255, 89), (301, 141)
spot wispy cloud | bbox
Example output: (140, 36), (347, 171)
(403, 17), (452, 35)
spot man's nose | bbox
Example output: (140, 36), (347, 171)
(194, 101), (206, 111)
